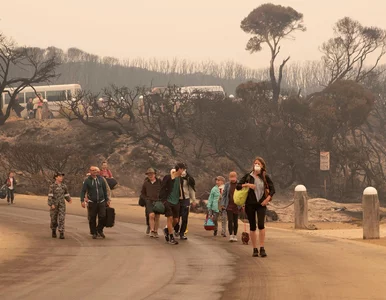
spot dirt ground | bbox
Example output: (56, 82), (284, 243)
(0, 223), (31, 264)
(2, 194), (386, 300)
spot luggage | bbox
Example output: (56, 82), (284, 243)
(0, 185), (6, 199)
(204, 215), (216, 231)
(105, 206), (115, 228)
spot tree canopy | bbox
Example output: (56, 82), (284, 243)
(240, 3), (306, 104)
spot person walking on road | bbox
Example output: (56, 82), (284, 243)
(174, 168), (196, 240)
(4, 172), (17, 205)
(48, 172), (72, 239)
(160, 163), (186, 245)
(207, 176), (225, 236)
(221, 172), (240, 242)
(81, 166), (111, 239)
(237, 157), (275, 257)
(141, 168), (162, 238)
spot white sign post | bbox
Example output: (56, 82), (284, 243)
(320, 152), (330, 198)
(320, 152), (330, 171)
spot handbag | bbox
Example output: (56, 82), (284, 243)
(204, 215), (216, 231)
(0, 185), (6, 199)
(153, 201), (165, 214)
(138, 195), (146, 207)
(234, 187), (249, 206)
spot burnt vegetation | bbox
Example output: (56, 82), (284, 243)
(2, 4), (386, 202)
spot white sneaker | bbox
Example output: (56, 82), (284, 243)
(233, 235), (238, 242)
(229, 235), (234, 242)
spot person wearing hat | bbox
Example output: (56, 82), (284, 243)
(141, 168), (162, 238)
(207, 176), (226, 236)
(48, 172), (72, 239)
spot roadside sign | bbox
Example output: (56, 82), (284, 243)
(320, 151), (330, 171)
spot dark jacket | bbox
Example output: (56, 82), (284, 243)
(80, 175), (109, 203)
(141, 177), (162, 202)
(181, 172), (196, 192)
(159, 171), (181, 202)
(5, 178), (17, 189)
(236, 171), (275, 205)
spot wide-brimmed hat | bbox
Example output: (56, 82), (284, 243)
(145, 168), (156, 174)
(53, 172), (65, 179)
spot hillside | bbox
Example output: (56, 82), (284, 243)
(0, 118), (235, 197)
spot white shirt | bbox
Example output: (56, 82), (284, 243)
(8, 178), (14, 190)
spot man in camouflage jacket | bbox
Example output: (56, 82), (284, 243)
(48, 172), (72, 239)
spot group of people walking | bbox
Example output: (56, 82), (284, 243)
(3, 156), (275, 258)
(140, 156), (275, 257)
(48, 163), (115, 240)
(141, 163), (196, 245)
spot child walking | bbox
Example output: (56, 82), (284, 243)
(221, 172), (240, 242)
(207, 176), (225, 236)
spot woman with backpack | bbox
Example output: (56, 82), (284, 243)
(237, 157), (275, 257)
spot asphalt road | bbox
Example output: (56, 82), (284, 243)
(1, 199), (386, 300)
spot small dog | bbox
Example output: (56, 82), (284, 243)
(241, 232), (250, 245)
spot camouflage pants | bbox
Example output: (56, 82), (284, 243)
(50, 201), (66, 233)
(220, 209), (227, 236)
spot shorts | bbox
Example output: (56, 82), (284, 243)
(145, 200), (157, 215)
(164, 201), (180, 218)
(245, 203), (267, 231)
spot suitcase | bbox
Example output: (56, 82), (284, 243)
(105, 207), (115, 228)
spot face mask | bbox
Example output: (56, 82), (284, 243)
(254, 164), (261, 172)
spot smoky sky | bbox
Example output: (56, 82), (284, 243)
(1, 0), (386, 69)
